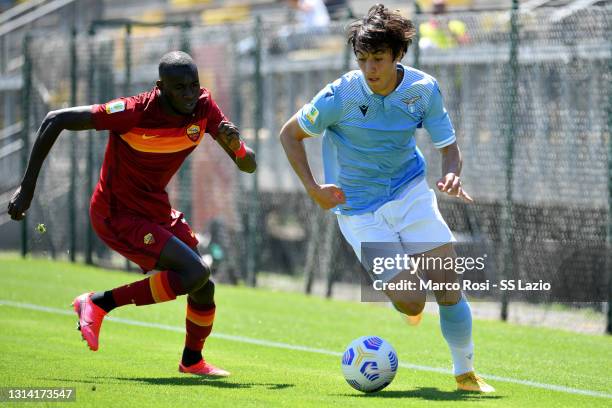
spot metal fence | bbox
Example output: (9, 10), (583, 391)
(0, 5), (610, 329)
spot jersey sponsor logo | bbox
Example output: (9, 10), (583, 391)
(305, 104), (319, 125)
(359, 105), (368, 116)
(186, 124), (201, 142)
(143, 233), (155, 245)
(105, 100), (126, 114)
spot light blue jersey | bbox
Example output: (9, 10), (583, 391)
(297, 64), (456, 215)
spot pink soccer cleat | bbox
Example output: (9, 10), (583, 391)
(179, 359), (230, 377)
(72, 292), (107, 351)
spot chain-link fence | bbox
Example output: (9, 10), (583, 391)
(412, 6), (610, 328)
(0, 5), (610, 329)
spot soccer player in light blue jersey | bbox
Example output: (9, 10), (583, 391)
(280, 4), (494, 392)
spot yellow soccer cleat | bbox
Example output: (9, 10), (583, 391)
(455, 371), (496, 393)
(403, 311), (423, 326)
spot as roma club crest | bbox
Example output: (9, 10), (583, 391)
(143, 233), (155, 245)
(186, 124), (201, 142)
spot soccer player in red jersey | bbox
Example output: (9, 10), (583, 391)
(7, 51), (256, 376)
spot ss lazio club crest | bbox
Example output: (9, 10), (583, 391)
(402, 96), (421, 114)
(186, 124), (201, 142)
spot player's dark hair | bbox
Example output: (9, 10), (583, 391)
(347, 4), (416, 60)
(158, 51), (196, 78)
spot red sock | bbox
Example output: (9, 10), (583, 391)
(185, 296), (215, 352)
(111, 270), (185, 307)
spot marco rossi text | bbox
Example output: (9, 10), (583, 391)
(372, 279), (552, 292)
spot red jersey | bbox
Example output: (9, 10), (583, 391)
(90, 87), (225, 223)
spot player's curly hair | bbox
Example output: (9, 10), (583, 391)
(347, 4), (416, 60)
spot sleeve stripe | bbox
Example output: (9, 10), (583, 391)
(434, 135), (456, 148)
(296, 116), (322, 137)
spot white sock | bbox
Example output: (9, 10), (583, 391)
(450, 342), (474, 376)
(439, 296), (475, 376)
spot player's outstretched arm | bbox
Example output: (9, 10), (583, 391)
(215, 121), (256, 173)
(7, 106), (95, 220)
(436, 142), (473, 203)
(279, 113), (345, 210)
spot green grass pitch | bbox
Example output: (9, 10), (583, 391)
(0, 256), (611, 407)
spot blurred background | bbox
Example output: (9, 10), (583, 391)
(0, 0), (610, 333)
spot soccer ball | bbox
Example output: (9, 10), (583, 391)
(341, 336), (399, 393)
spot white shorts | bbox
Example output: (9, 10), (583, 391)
(337, 179), (455, 282)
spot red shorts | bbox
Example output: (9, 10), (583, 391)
(90, 207), (199, 272)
